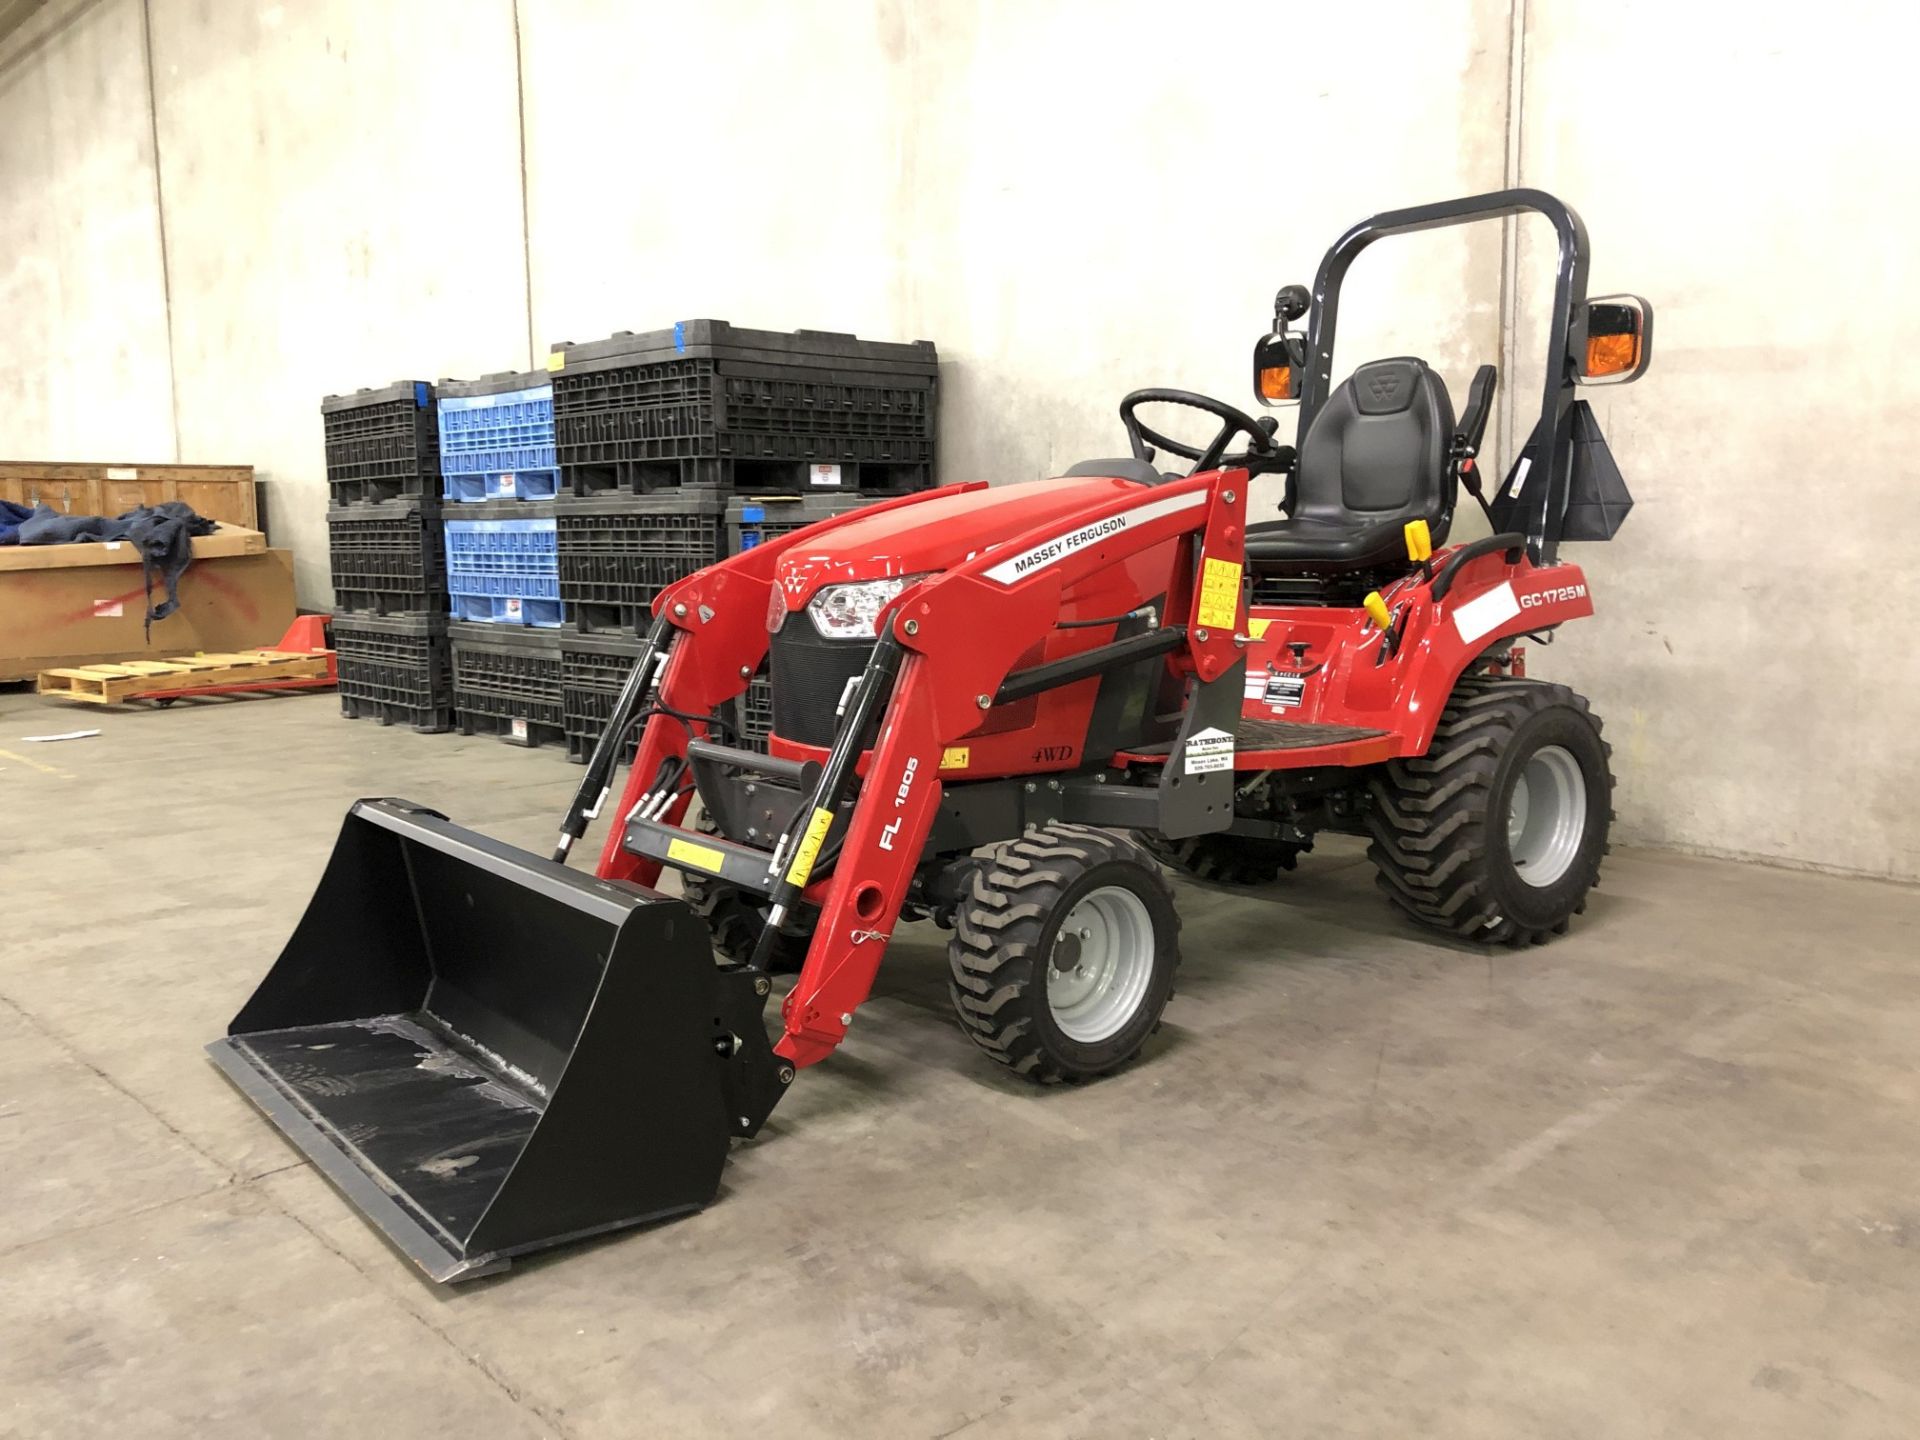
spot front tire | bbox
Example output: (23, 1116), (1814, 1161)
(1366, 677), (1613, 946)
(680, 808), (812, 972)
(948, 824), (1181, 1083)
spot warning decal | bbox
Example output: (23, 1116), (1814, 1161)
(1196, 557), (1242, 629)
(939, 746), (970, 771)
(1183, 725), (1234, 775)
(785, 806), (836, 887)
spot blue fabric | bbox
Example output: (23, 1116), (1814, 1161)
(8, 501), (217, 631)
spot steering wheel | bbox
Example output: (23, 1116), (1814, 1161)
(1119, 388), (1281, 476)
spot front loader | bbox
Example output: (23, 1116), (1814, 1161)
(212, 189), (1652, 1281)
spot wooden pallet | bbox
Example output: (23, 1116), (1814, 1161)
(37, 650), (332, 706)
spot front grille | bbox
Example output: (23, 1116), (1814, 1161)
(768, 619), (872, 747)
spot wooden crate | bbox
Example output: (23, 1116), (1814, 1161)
(0, 462), (257, 529)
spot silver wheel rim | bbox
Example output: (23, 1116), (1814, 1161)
(1507, 744), (1587, 888)
(1046, 885), (1156, 1043)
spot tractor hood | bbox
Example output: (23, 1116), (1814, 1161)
(771, 474), (1152, 611)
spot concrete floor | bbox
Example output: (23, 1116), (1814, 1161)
(2, 685), (1918, 1440)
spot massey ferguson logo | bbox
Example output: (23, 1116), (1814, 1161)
(1366, 374), (1401, 403)
(1520, 583), (1589, 608)
(1010, 514), (1130, 577)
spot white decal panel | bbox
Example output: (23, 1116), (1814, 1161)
(983, 491), (1205, 585)
(1451, 582), (1521, 643)
(1183, 725), (1235, 775)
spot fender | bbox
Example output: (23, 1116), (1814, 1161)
(1238, 547), (1593, 763)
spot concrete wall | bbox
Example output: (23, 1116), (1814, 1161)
(0, 0), (173, 457)
(2, 0), (1914, 881)
(517, 0), (1511, 504)
(1511, 0), (1920, 880)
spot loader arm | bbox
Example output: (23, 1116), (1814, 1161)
(589, 481), (989, 885)
(760, 471), (1248, 1067)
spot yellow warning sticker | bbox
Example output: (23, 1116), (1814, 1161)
(1247, 617), (1272, 639)
(939, 746), (970, 771)
(785, 806), (836, 887)
(545, 350), (565, 372)
(665, 837), (727, 874)
(1197, 556), (1243, 630)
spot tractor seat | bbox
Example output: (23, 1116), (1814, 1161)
(1245, 357), (1457, 573)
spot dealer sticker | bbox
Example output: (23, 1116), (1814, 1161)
(1183, 725), (1234, 774)
(810, 464), (844, 488)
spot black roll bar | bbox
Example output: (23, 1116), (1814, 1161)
(1296, 189), (1592, 566)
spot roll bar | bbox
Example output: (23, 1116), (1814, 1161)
(1296, 189), (1593, 566)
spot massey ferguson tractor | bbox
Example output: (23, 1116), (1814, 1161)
(212, 189), (1651, 1281)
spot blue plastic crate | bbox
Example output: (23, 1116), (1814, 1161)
(445, 516), (558, 565)
(438, 384), (558, 499)
(445, 468), (561, 502)
(448, 571), (561, 598)
(445, 515), (561, 624)
(450, 592), (565, 627)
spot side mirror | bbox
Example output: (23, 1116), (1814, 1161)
(1253, 333), (1305, 405)
(1575, 294), (1653, 384)
(1254, 284), (1311, 407)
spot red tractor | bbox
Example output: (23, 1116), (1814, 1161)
(213, 189), (1652, 1280)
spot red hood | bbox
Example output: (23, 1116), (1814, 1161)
(772, 475), (1149, 607)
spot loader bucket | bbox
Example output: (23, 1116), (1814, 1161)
(207, 798), (730, 1282)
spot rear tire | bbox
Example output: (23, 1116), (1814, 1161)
(1366, 677), (1612, 946)
(948, 824), (1180, 1083)
(1143, 831), (1309, 886)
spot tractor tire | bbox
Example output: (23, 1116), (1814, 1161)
(1366, 677), (1613, 947)
(948, 824), (1181, 1083)
(1143, 831), (1309, 886)
(680, 810), (812, 973)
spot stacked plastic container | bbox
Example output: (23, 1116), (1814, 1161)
(320, 325), (939, 756)
(437, 370), (568, 748)
(548, 320), (938, 756)
(323, 381), (451, 732)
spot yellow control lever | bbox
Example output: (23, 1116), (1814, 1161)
(1363, 591), (1393, 631)
(1403, 519), (1432, 563)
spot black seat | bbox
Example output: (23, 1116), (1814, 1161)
(1245, 357), (1456, 573)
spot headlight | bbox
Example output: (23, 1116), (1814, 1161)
(805, 573), (930, 639)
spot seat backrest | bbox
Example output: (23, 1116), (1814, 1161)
(1293, 356), (1457, 539)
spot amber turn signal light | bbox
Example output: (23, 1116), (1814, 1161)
(1258, 365), (1297, 402)
(1584, 330), (1640, 378)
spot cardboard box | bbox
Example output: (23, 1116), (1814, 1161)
(0, 526), (296, 682)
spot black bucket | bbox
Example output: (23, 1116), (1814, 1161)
(208, 799), (731, 1282)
